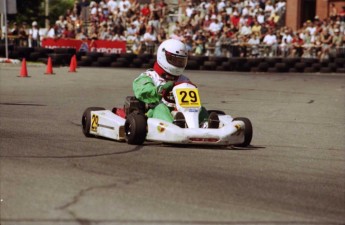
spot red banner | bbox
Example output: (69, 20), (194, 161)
(41, 38), (126, 54)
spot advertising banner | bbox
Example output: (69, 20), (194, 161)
(41, 38), (126, 54)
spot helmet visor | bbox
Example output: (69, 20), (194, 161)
(165, 51), (188, 68)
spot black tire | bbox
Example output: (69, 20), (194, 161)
(275, 63), (288, 72)
(17, 47), (35, 59)
(282, 58), (300, 68)
(233, 117), (253, 147)
(37, 58), (48, 64)
(91, 62), (101, 67)
(189, 55), (207, 64)
(131, 58), (143, 67)
(320, 59), (330, 67)
(34, 47), (54, 55)
(336, 68), (345, 74)
(334, 58), (345, 66)
(294, 62), (306, 72)
(301, 58), (318, 66)
(289, 68), (297, 73)
(320, 67), (332, 73)
(250, 67), (259, 72)
(76, 51), (86, 60)
(116, 57), (129, 66)
(141, 63), (151, 68)
(121, 53), (137, 61)
(82, 107), (106, 137)
(29, 52), (43, 62)
(9, 51), (19, 59)
(247, 58), (263, 67)
(216, 66), (225, 71)
(111, 61), (126, 67)
(258, 62), (269, 72)
(312, 63), (321, 71)
(265, 57), (281, 66)
(267, 68), (278, 73)
(186, 60), (199, 70)
(210, 56), (227, 65)
(304, 67), (316, 73)
(239, 62), (251, 72)
(125, 112), (147, 145)
(138, 53), (153, 63)
(97, 56), (113, 66)
(203, 61), (217, 67)
(54, 48), (76, 55)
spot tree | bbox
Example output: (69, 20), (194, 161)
(7, 0), (74, 27)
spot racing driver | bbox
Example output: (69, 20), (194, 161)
(132, 38), (219, 128)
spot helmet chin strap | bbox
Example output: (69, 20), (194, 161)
(153, 62), (178, 81)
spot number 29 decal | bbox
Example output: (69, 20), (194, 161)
(91, 114), (99, 132)
(176, 88), (201, 107)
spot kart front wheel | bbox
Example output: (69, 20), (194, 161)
(125, 112), (147, 145)
(233, 117), (253, 147)
(82, 107), (105, 137)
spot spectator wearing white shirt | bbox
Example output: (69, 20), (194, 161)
(306, 20), (317, 37)
(248, 0), (258, 8)
(112, 29), (126, 41)
(280, 28), (293, 56)
(263, 29), (278, 56)
(276, 0), (286, 13)
(170, 28), (184, 42)
(29, 21), (40, 47)
(186, 3), (194, 18)
(119, 0), (131, 12)
(256, 10), (265, 24)
(142, 25), (157, 54)
(90, 1), (98, 15)
(45, 24), (56, 38)
(247, 33), (261, 57)
(239, 23), (252, 37)
(264, 1), (275, 17)
(217, 0), (226, 13)
(209, 15), (222, 34)
(106, 0), (117, 12)
(126, 23), (137, 39)
(242, 5), (250, 17)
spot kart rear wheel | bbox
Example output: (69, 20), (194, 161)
(125, 112), (147, 145)
(233, 117), (253, 147)
(82, 107), (105, 137)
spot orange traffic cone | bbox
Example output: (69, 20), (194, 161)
(45, 57), (54, 75)
(19, 58), (29, 78)
(68, 55), (77, 72)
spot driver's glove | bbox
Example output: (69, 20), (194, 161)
(157, 81), (174, 96)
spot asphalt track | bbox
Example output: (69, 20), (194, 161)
(0, 64), (344, 225)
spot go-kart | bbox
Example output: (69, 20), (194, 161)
(81, 81), (253, 147)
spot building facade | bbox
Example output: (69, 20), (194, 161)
(286, 0), (345, 29)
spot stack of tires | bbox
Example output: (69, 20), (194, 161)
(1, 44), (345, 73)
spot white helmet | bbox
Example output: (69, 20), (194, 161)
(157, 39), (188, 76)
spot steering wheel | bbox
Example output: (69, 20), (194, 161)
(161, 84), (176, 104)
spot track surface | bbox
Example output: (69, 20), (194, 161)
(0, 64), (344, 225)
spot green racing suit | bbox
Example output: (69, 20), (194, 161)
(133, 69), (208, 123)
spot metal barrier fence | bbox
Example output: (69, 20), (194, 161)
(3, 35), (345, 59)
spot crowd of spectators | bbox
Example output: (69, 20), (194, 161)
(5, 0), (345, 59)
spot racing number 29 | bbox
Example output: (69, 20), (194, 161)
(179, 90), (198, 103)
(176, 88), (201, 107)
(91, 114), (98, 132)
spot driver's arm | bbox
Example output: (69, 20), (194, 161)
(133, 75), (160, 104)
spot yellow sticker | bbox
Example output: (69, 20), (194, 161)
(176, 88), (201, 108)
(91, 114), (99, 132)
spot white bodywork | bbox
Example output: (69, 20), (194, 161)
(88, 83), (248, 146)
